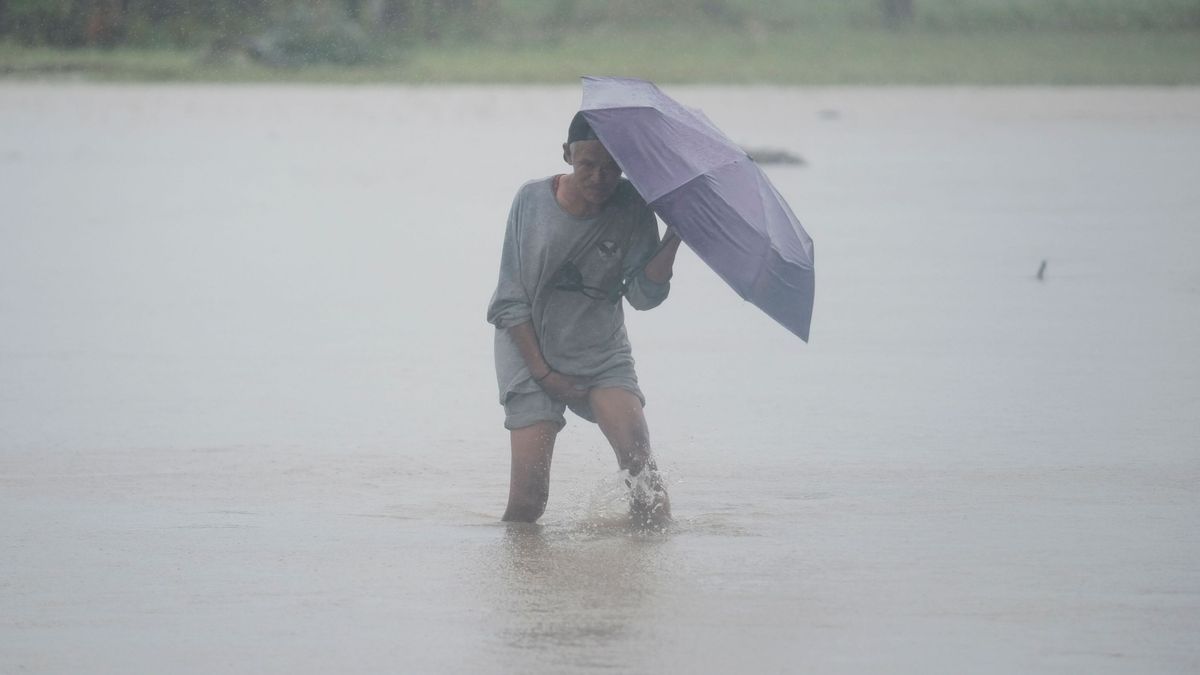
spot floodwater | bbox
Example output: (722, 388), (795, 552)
(2, 84), (1198, 673)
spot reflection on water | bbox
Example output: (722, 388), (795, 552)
(489, 523), (669, 669)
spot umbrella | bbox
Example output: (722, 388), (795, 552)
(579, 76), (815, 341)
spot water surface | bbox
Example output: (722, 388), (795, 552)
(2, 84), (1198, 673)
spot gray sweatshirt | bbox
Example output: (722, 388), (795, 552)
(487, 176), (670, 403)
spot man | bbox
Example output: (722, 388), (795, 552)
(487, 112), (682, 525)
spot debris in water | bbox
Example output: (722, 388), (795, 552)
(742, 147), (806, 166)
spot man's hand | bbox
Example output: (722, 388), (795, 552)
(537, 371), (589, 403)
(644, 228), (683, 284)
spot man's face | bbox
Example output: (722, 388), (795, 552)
(564, 140), (622, 207)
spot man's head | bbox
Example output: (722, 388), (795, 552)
(562, 112), (622, 207)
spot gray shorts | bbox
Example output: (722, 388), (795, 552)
(503, 370), (645, 431)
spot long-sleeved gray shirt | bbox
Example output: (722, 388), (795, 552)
(487, 176), (670, 403)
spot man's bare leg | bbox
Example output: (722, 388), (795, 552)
(502, 421), (559, 523)
(589, 387), (671, 526)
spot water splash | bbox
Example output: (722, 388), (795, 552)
(566, 468), (674, 534)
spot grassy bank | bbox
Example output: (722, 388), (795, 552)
(3, 28), (1199, 85)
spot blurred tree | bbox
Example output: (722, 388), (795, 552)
(245, 2), (372, 66)
(5, 0), (1199, 50)
(1, 0), (283, 46)
(360, 0), (493, 41)
(882, 0), (913, 27)
(546, 0), (577, 31)
(83, 0), (124, 46)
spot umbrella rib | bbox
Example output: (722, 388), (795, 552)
(645, 156), (749, 205)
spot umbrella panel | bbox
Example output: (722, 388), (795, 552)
(583, 107), (744, 203)
(652, 160), (814, 341)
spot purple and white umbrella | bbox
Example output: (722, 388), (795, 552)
(580, 76), (815, 341)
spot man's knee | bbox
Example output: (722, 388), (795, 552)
(590, 387), (650, 444)
(589, 386), (644, 416)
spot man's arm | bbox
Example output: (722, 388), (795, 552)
(625, 226), (680, 311)
(509, 321), (551, 379)
(509, 321), (588, 403)
(487, 194), (533, 329)
(643, 229), (682, 284)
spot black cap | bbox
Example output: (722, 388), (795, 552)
(567, 111), (599, 144)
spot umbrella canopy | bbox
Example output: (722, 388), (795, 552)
(579, 76), (815, 341)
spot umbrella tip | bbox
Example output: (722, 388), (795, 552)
(1036, 259), (1047, 281)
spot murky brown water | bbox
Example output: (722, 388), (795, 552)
(2, 84), (1198, 673)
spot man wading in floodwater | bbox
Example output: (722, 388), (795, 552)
(487, 113), (682, 525)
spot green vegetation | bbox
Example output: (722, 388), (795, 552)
(495, 0), (1200, 32)
(1, 1), (1198, 84)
